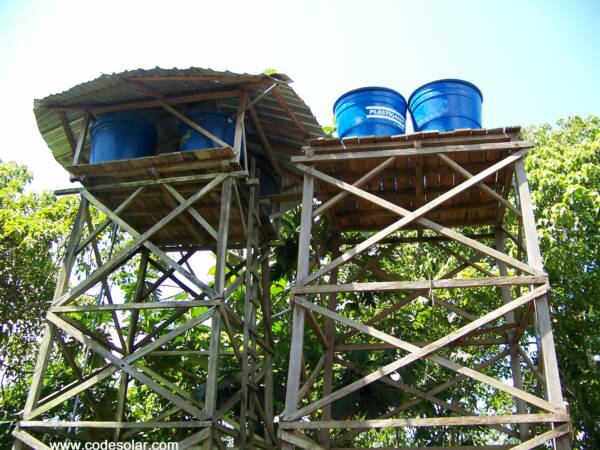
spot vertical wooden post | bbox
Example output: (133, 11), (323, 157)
(514, 159), (570, 450)
(495, 230), (528, 441)
(234, 93), (247, 164)
(204, 176), (233, 448)
(282, 172), (314, 448)
(262, 252), (275, 446)
(114, 249), (149, 441)
(320, 239), (339, 448)
(72, 112), (91, 166)
(22, 198), (88, 417)
(240, 162), (258, 449)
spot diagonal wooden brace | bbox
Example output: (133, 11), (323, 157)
(284, 285), (559, 421)
(73, 175), (227, 302)
(46, 311), (213, 420)
(26, 308), (215, 420)
(296, 148), (541, 285)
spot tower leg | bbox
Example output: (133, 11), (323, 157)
(204, 177), (233, 449)
(515, 159), (571, 450)
(281, 172), (314, 449)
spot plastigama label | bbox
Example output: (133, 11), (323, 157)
(365, 105), (405, 128)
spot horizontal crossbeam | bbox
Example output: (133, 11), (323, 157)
(293, 275), (546, 294)
(293, 141), (533, 162)
(20, 421), (211, 429)
(279, 413), (569, 429)
(50, 300), (219, 313)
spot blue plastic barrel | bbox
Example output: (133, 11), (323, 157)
(179, 109), (236, 151)
(256, 161), (277, 214)
(333, 87), (407, 138)
(408, 79), (483, 132)
(90, 115), (157, 163)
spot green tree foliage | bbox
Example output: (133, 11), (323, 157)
(524, 116), (600, 447)
(0, 161), (78, 440)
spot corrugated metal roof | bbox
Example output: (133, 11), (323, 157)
(33, 66), (324, 177)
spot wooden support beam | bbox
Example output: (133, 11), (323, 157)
(282, 172), (314, 447)
(279, 413), (570, 429)
(75, 187), (144, 254)
(234, 91), (247, 164)
(247, 101), (283, 176)
(332, 349), (510, 445)
(293, 141), (534, 163)
(511, 424), (571, 450)
(58, 112), (77, 151)
(334, 338), (508, 351)
(432, 242), (496, 277)
(115, 249), (149, 439)
(20, 421), (211, 429)
(52, 300), (219, 313)
(335, 356), (517, 437)
(50, 89), (241, 113)
(279, 430), (326, 450)
(204, 177), (233, 425)
(12, 429), (52, 450)
(57, 171), (248, 195)
(298, 355), (326, 400)
(126, 79), (230, 148)
(438, 153), (522, 217)
(339, 255), (487, 343)
(270, 87), (307, 134)
(496, 230), (529, 440)
(293, 275), (546, 294)
(313, 156), (397, 219)
(163, 183), (219, 240)
(54, 335), (104, 420)
(71, 111), (90, 165)
(515, 159), (571, 450)
(83, 210), (127, 350)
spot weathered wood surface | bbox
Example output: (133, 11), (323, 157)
(279, 413), (569, 429)
(293, 276), (546, 294)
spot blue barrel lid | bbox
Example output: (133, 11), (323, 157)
(408, 79), (483, 107)
(333, 86), (407, 113)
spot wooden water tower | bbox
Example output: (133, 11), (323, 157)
(14, 68), (323, 449)
(279, 128), (572, 449)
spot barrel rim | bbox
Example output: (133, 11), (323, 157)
(91, 115), (157, 135)
(408, 79), (483, 107)
(333, 86), (407, 114)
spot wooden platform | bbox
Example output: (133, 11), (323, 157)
(68, 147), (241, 183)
(296, 127), (525, 232)
(67, 148), (275, 248)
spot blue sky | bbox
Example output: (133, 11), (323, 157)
(0, 0), (599, 190)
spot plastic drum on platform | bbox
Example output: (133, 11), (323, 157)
(179, 109), (236, 151)
(333, 87), (407, 138)
(90, 114), (157, 164)
(408, 79), (483, 132)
